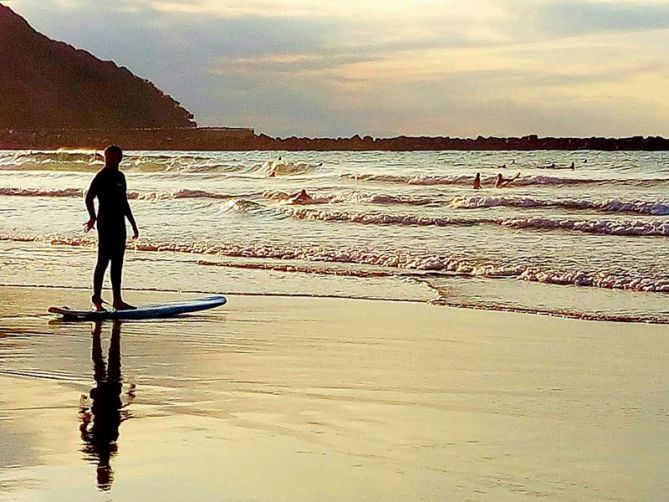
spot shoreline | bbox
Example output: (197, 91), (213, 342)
(1, 285), (669, 501)
(1, 281), (667, 326)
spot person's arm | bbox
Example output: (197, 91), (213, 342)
(122, 176), (139, 239)
(83, 176), (98, 232)
(125, 203), (139, 239)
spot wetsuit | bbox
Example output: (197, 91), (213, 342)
(87, 168), (130, 303)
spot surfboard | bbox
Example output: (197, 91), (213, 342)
(48, 295), (227, 321)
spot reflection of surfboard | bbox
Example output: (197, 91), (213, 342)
(48, 295), (227, 321)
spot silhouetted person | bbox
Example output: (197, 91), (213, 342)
(290, 189), (314, 204)
(84, 146), (139, 311)
(495, 172), (520, 188)
(80, 321), (135, 491)
(473, 173), (482, 190)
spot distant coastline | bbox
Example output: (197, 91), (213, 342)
(1, 127), (669, 151)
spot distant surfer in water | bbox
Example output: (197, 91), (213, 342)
(473, 173), (482, 189)
(290, 189), (315, 204)
(495, 172), (520, 188)
(84, 145), (139, 312)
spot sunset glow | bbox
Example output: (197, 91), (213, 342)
(6, 0), (669, 136)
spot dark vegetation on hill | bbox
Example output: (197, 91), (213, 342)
(0, 3), (196, 129)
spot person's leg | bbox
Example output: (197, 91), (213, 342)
(111, 230), (134, 309)
(110, 244), (124, 304)
(93, 236), (111, 309)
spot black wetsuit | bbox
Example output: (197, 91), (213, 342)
(88, 168), (130, 302)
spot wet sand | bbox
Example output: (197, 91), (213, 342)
(1, 286), (668, 501)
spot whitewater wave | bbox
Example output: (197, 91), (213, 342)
(3, 233), (668, 294)
(500, 217), (669, 236)
(285, 208), (669, 236)
(3, 185), (667, 219)
(196, 259), (398, 278)
(286, 208), (480, 227)
(447, 195), (669, 215)
(260, 158), (320, 177)
(0, 187), (85, 197)
(0, 151), (323, 175)
(263, 190), (435, 206)
(220, 198), (264, 214)
(0, 187), (255, 201)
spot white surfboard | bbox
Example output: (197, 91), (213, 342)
(48, 295), (227, 321)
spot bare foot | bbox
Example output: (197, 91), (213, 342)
(91, 301), (106, 312)
(113, 301), (136, 310)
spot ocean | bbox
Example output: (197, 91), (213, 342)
(0, 149), (668, 323)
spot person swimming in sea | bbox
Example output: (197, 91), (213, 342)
(290, 189), (314, 204)
(473, 173), (482, 190)
(84, 145), (139, 312)
(495, 172), (520, 188)
(272, 189), (329, 205)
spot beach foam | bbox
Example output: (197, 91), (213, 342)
(285, 208), (669, 236)
(2, 232), (667, 296)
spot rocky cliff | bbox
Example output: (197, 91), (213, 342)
(0, 3), (196, 129)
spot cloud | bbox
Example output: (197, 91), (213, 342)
(537, 0), (669, 35)
(4, 0), (669, 136)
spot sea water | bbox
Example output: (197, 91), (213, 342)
(0, 149), (667, 323)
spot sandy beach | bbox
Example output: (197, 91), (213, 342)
(1, 285), (667, 501)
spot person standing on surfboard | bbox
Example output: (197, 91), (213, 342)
(84, 145), (139, 312)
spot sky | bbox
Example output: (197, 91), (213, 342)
(4, 0), (669, 137)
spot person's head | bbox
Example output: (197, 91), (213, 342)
(104, 145), (123, 168)
(474, 173), (480, 180)
(496, 173), (503, 180)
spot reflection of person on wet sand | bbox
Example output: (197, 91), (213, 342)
(495, 172), (520, 188)
(79, 321), (135, 491)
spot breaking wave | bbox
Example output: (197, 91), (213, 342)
(446, 195), (669, 215)
(2, 233), (668, 294)
(3, 186), (667, 220)
(0, 187), (254, 200)
(0, 151), (322, 175)
(285, 208), (669, 236)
